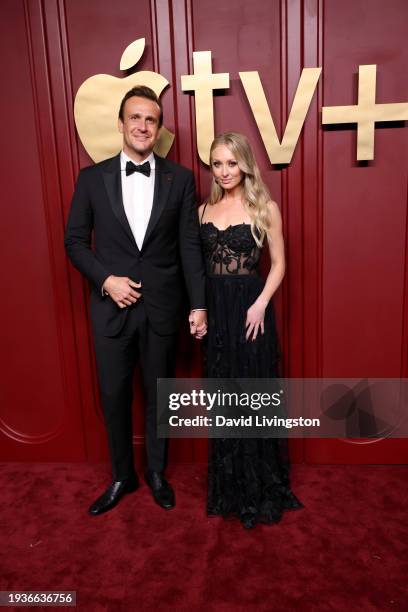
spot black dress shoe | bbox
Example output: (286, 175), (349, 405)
(88, 476), (139, 516)
(145, 471), (175, 509)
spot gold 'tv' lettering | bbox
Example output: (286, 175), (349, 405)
(239, 68), (322, 164)
(181, 51), (229, 164)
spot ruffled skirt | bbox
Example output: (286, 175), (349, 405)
(203, 274), (303, 528)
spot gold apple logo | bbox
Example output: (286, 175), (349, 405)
(74, 38), (174, 162)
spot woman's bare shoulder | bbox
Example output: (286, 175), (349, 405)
(266, 200), (282, 220)
(266, 199), (280, 213)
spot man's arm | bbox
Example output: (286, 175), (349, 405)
(64, 170), (111, 292)
(178, 171), (206, 310)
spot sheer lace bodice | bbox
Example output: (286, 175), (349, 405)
(200, 222), (261, 275)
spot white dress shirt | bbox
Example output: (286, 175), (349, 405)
(120, 150), (155, 250)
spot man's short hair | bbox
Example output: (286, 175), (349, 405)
(118, 86), (163, 127)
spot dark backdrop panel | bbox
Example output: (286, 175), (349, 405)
(1, 0), (407, 464)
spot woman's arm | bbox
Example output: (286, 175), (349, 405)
(245, 201), (285, 340)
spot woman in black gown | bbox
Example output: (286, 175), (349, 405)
(196, 132), (303, 529)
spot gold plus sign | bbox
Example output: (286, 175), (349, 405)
(322, 64), (408, 160)
(181, 51), (229, 164)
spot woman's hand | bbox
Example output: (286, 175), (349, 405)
(245, 300), (267, 341)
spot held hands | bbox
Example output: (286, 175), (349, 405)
(103, 275), (142, 309)
(189, 310), (207, 340)
(245, 299), (267, 341)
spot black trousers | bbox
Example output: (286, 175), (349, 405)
(93, 301), (176, 480)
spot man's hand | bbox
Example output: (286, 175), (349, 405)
(189, 310), (207, 340)
(103, 275), (142, 309)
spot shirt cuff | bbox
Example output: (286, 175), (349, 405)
(101, 275), (112, 297)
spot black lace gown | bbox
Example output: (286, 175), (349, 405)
(200, 220), (303, 528)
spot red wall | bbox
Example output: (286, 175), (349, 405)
(1, 0), (407, 464)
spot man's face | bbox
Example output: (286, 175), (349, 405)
(118, 96), (161, 161)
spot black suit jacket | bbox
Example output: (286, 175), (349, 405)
(64, 153), (206, 337)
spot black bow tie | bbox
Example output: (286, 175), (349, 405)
(125, 160), (151, 177)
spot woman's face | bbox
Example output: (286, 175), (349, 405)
(211, 144), (244, 191)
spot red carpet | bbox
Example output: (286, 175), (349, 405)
(1, 463), (407, 611)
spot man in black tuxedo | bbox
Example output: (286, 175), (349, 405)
(65, 86), (207, 515)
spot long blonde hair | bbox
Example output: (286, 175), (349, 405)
(208, 132), (271, 247)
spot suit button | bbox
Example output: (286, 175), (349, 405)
(139, 257), (143, 262)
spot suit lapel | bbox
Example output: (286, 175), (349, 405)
(102, 153), (139, 250)
(142, 154), (173, 250)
